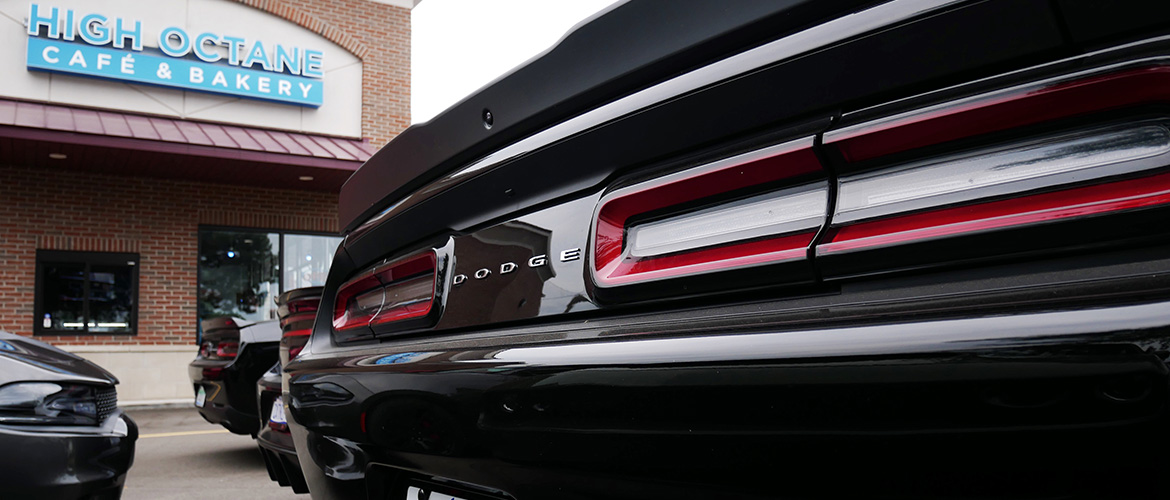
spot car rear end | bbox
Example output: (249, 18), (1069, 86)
(255, 287), (322, 494)
(189, 317), (280, 435)
(287, 1), (1170, 498)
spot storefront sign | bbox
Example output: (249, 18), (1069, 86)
(24, 4), (325, 107)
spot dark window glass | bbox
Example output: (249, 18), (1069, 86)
(198, 231), (280, 324)
(35, 251), (138, 335)
(88, 265), (135, 333)
(42, 263), (86, 332)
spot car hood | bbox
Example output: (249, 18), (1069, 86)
(0, 331), (117, 386)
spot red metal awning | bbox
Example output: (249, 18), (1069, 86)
(0, 99), (374, 192)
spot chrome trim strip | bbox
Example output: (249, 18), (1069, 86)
(350, 0), (966, 240)
(490, 300), (1170, 366)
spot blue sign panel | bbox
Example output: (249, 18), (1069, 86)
(24, 4), (325, 108)
(28, 37), (323, 107)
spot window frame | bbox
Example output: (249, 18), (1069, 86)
(33, 250), (140, 336)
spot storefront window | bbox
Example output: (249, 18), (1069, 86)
(35, 251), (138, 335)
(198, 230), (280, 324)
(198, 229), (340, 327)
(284, 234), (343, 289)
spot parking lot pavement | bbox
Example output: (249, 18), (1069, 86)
(122, 407), (302, 499)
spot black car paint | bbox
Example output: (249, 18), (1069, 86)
(189, 320), (280, 435)
(339, 0), (886, 231)
(257, 362), (310, 493)
(0, 332), (137, 500)
(287, 1), (1170, 498)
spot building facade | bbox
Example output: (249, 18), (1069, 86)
(0, 0), (412, 404)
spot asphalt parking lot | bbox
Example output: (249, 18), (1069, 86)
(122, 407), (302, 499)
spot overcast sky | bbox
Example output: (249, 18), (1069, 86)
(410, 0), (618, 124)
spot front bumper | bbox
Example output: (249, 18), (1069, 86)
(289, 299), (1170, 499)
(0, 410), (137, 499)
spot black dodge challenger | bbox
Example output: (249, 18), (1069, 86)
(285, 0), (1170, 498)
(189, 317), (280, 435)
(0, 331), (137, 499)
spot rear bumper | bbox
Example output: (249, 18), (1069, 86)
(188, 343), (278, 435)
(289, 299), (1170, 499)
(257, 431), (309, 494)
(256, 378), (309, 494)
(0, 410), (137, 499)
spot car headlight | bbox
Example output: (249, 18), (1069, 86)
(0, 382), (100, 425)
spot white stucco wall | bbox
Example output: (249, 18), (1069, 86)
(0, 0), (362, 137)
(59, 345), (200, 405)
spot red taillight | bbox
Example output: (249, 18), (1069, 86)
(816, 64), (1170, 277)
(824, 66), (1170, 163)
(200, 340), (237, 360)
(592, 138), (825, 287)
(215, 341), (238, 359)
(279, 291), (322, 361)
(822, 170), (1170, 254)
(284, 328), (311, 359)
(333, 252), (437, 331)
(202, 366), (224, 380)
(332, 273), (382, 331)
(286, 296), (320, 314)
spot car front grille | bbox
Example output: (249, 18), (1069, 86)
(97, 387), (117, 422)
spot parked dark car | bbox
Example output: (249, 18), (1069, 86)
(287, 1), (1170, 498)
(189, 317), (280, 435)
(256, 362), (309, 493)
(0, 331), (137, 499)
(255, 287), (322, 494)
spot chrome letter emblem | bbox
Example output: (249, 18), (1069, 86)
(559, 248), (581, 262)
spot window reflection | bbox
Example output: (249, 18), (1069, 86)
(198, 231), (280, 323)
(284, 234), (342, 289)
(88, 265), (134, 332)
(198, 230), (340, 327)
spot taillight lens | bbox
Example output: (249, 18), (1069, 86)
(278, 290), (322, 361)
(200, 340), (238, 360)
(214, 341), (238, 358)
(285, 331), (310, 360)
(333, 251), (437, 331)
(591, 138), (826, 287)
(817, 64), (1170, 278)
(824, 65), (1170, 163)
(833, 122), (1170, 227)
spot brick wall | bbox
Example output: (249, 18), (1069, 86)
(0, 165), (338, 346)
(0, 0), (411, 348)
(235, 0), (412, 148)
